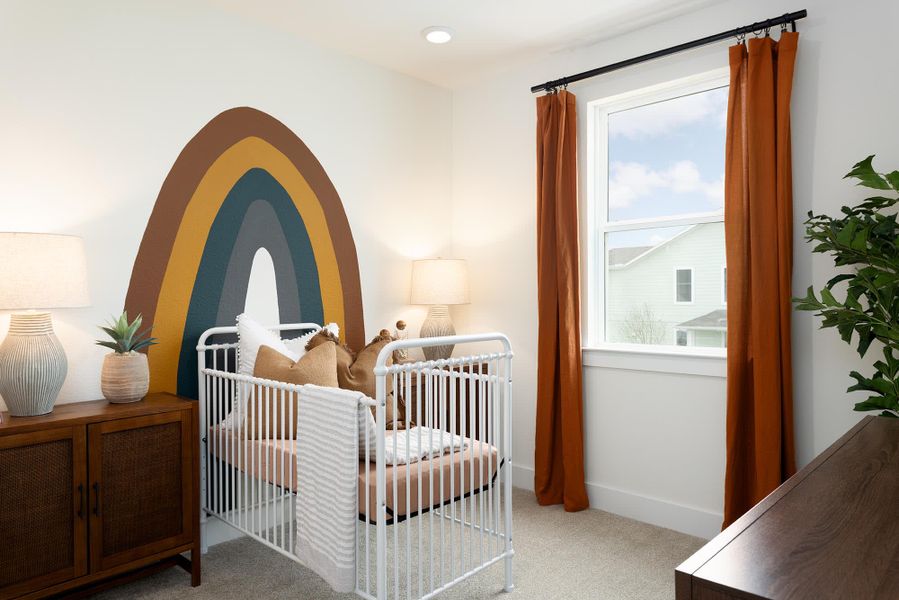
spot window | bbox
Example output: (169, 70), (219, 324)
(675, 268), (693, 303)
(586, 69), (728, 353)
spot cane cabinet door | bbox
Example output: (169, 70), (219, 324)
(87, 410), (193, 572)
(0, 427), (88, 597)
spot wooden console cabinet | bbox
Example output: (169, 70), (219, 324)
(0, 393), (200, 599)
(676, 416), (899, 599)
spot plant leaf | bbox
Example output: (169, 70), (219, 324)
(131, 339), (157, 352)
(819, 288), (839, 307)
(825, 273), (855, 288)
(845, 155), (891, 190)
(96, 311), (158, 352)
(885, 171), (899, 191)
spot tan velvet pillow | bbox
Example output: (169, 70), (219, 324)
(245, 342), (339, 438)
(306, 331), (411, 429)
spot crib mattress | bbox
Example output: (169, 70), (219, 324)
(208, 426), (499, 522)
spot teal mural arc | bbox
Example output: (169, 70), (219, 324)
(176, 168), (325, 398)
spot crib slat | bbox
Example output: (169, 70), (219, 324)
(404, 369), (412, 600)
(418, 366), (433, 597)
(392, 370), (399, 600)
(426, 373), (443, 592)
(365, 397), (371, 596)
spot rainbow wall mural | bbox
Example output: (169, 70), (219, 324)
(125, 107), (364, 399)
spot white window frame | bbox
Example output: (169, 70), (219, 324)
(721, 265), (727, 305)
(674, 267), (694, 304)
(582, 68), (728, 374)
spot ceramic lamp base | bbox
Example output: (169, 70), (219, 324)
(420, 305), (455, 361)
(0, 311), (67, 416)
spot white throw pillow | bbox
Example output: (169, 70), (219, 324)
(283, 322), (340, 359)
(220, 314), (300, 430)
(236, 313), (300, 376)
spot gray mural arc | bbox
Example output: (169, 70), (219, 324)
(215, 198), (304, 327)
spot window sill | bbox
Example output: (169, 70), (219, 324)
(582, 344), (726, 378)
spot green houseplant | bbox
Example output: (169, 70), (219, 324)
(96, 311), (156, 403)
(794, 156), (899, 417)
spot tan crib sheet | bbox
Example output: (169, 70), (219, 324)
(208, 426), (499, 523)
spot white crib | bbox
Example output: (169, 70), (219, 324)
(197, 323), (514, 599)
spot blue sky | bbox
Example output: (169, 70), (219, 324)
(605, 85), (727, 248)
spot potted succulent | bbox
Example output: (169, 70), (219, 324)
(794, 156), (899, 417)
(96, 311), (157, 403)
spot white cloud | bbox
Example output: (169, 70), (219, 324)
(609, 160), (723, 209)
(609, 87), (728, 140)
(608, 162), (664, 207)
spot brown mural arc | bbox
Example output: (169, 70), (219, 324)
(125, 107), (365, 349)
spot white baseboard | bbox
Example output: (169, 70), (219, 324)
(512, 464), (721, 540)
(204, 517), (245, 548)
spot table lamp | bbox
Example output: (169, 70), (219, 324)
(410, 258), (469, 360)
(0, 233), (90, 416)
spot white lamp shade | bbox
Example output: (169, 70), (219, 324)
(0, 233), (90, 309)
(410, 259), (470, 305)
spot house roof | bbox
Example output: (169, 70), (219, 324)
(608, 245), (653, 266)
(608, 224), (701, 269)
(677, 309), (727, 330)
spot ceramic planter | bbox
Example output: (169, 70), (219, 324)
(101, 352), (149, 403)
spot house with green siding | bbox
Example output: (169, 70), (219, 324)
(606, 222), (726, 348)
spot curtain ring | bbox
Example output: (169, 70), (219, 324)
(735, 32), (746, 44)
(764, 26), (771, 37)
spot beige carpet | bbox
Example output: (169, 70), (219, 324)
(95, 488), (704, 600)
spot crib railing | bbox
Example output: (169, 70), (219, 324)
(197, 325), (514, 600)
(196, 323), (322, 561)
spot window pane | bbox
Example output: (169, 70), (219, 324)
(607, 86), (727, 222)
(675, 269), (692, 303)
(605, 222), (726, 347)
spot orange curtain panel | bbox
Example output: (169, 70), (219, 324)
(723, 32), (799, 528)
(534, 90), (589, 512)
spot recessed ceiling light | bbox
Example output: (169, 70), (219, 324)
(422, 26), (454, 44)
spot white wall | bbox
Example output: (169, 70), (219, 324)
(0, 0), (453, 410)
(452, 0), (899, 538)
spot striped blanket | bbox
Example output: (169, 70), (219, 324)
(294, 385), (363, 593)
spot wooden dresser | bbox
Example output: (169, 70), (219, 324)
(0, 393), (200, 599)
(676, 416), (899, 600)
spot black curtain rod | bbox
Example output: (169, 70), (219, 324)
(530, 9), (807, 93)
